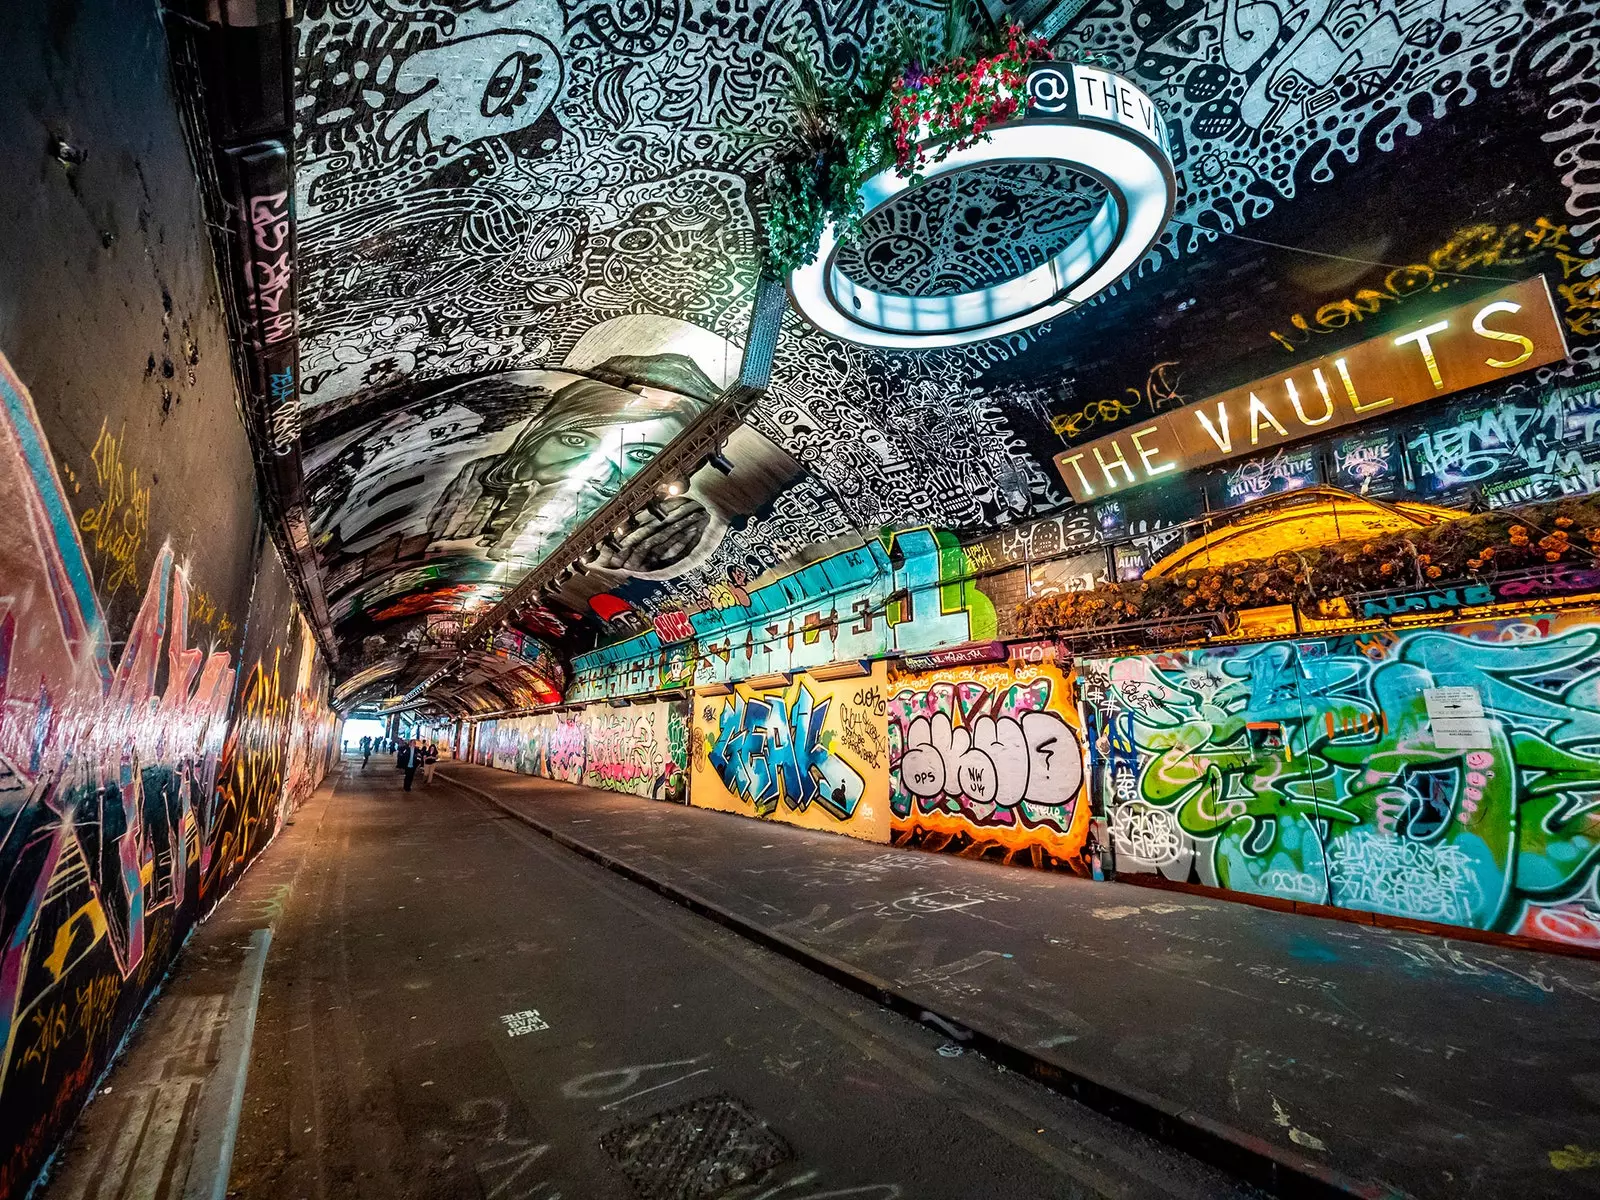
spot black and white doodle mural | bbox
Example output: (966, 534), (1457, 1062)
(290, 0), (1600, 694)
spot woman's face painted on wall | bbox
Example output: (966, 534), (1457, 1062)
(524, 415), (682, 500)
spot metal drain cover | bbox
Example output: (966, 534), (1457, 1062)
(600, 1093), (792, 1199)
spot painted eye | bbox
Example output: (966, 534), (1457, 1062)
(557, 432), (590, 449)
(626, 445), (658, 465)
(482, 51), (541, 119)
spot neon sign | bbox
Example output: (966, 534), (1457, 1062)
(1055, 277), (1569, 503)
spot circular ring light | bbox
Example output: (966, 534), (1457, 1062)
(788, 64), (1177, 350)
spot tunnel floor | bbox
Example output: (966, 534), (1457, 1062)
(434, 761), (1600, 1200)
(41, 760), (1267, 1200)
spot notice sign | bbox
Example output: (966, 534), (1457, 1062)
(1055, 276), (1568, 503)
(1424, 686), (1492, 749)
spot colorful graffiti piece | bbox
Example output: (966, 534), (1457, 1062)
(475, 699), (688, 803)
(692, 669), (889, 842)
(889, 663), (1090, 870)
(1083, 613), (1600, 947)
(0, 354), (334, 1197)
(570, 528), (997, 701)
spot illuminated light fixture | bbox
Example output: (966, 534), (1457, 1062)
(788, 63), (1175, 349)
(664, 481), (684, 497)
(744, 670), (793, 690)
(808, 658), (872, 681)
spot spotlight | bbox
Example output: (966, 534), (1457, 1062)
(665, 481), (683, 497)
(706, 451), (734, 474)
(570, 558), (588, 575)
(644, 500), (667, 521)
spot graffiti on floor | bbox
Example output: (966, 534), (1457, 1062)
(888, 663), (1090, 871)
(1083, 613), (1600, 946)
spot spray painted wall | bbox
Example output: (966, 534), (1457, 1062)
(475, 699), (690, 802)
(1081, 611), (1600, 949)
(0, 0), (337, 1189)
(889, 659), (1091, 871)
(690, 667), (891, 842)
(0, 355), (338, 1196)
(571, 529), (997, 702)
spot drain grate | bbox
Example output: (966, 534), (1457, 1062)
(600, 1093), (792, 1200)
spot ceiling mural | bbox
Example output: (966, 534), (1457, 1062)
(290, 0), (1600, 709)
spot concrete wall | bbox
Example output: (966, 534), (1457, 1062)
(482, 605), (1600, 955)
(0, 2), (336, 1193)
(690, 666), (893, 842)
(570, 529), (998, 701)
(476, 699), (690, 802)
(1082, 609), (1600, 952)
(889, 659), (1091, 870)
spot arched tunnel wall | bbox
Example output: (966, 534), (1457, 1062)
(0, 3), (337, 1192)
(473, 567), (1600, 955)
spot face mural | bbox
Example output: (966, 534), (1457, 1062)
(1082, 613), (1600, 947)
(889, 661), (1090, 869)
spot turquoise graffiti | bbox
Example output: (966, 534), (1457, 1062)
(708, 684), (864, 820)
(1082, 617), (1600, 947)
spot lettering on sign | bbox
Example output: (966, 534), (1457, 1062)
(653, 610), (695, 644)
(898, 641), (1008, 673)
(247, 191), (294, 346)
(1359, 566), (1600, 619)
(1055, 277), (1568, 503)
(1026, 64), (1170, 154)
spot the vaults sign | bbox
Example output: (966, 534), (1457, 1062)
(1055, 277), (1568, 503)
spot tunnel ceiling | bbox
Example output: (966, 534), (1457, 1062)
(291, 0), (1599, 711)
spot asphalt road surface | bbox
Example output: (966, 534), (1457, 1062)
(225, 765), (1262, 1200)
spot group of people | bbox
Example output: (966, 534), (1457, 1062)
(354, 734), (443, 792)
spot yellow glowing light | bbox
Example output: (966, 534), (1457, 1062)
(1146, 486), (1461, 577)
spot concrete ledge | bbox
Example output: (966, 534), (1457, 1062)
(440, 770), (1406, 1200)
(181, 927), (271, 1200)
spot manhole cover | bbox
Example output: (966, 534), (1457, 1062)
(599, 1093), (791, 1200)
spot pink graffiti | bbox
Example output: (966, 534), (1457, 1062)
(248, 191), (293, 346)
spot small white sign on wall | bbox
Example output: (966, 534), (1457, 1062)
(1424, 686), (1492, 749)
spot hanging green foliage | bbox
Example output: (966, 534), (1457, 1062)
(760, 4), (1054, 277)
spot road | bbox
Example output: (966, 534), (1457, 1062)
(221, 763), (1259, 1200)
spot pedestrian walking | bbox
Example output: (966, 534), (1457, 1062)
(401, 740), (420, 792)
(361, 735), (372, 769)
(423, 741), (439, 786)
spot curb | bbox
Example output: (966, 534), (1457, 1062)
(181, 926), (271, 1200)
(441, 771), (1407, 1200)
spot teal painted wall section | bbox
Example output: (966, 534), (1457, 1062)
(570, 529), (997, 701)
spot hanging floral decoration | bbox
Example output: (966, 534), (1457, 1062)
(762, 16), (1054, 277)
